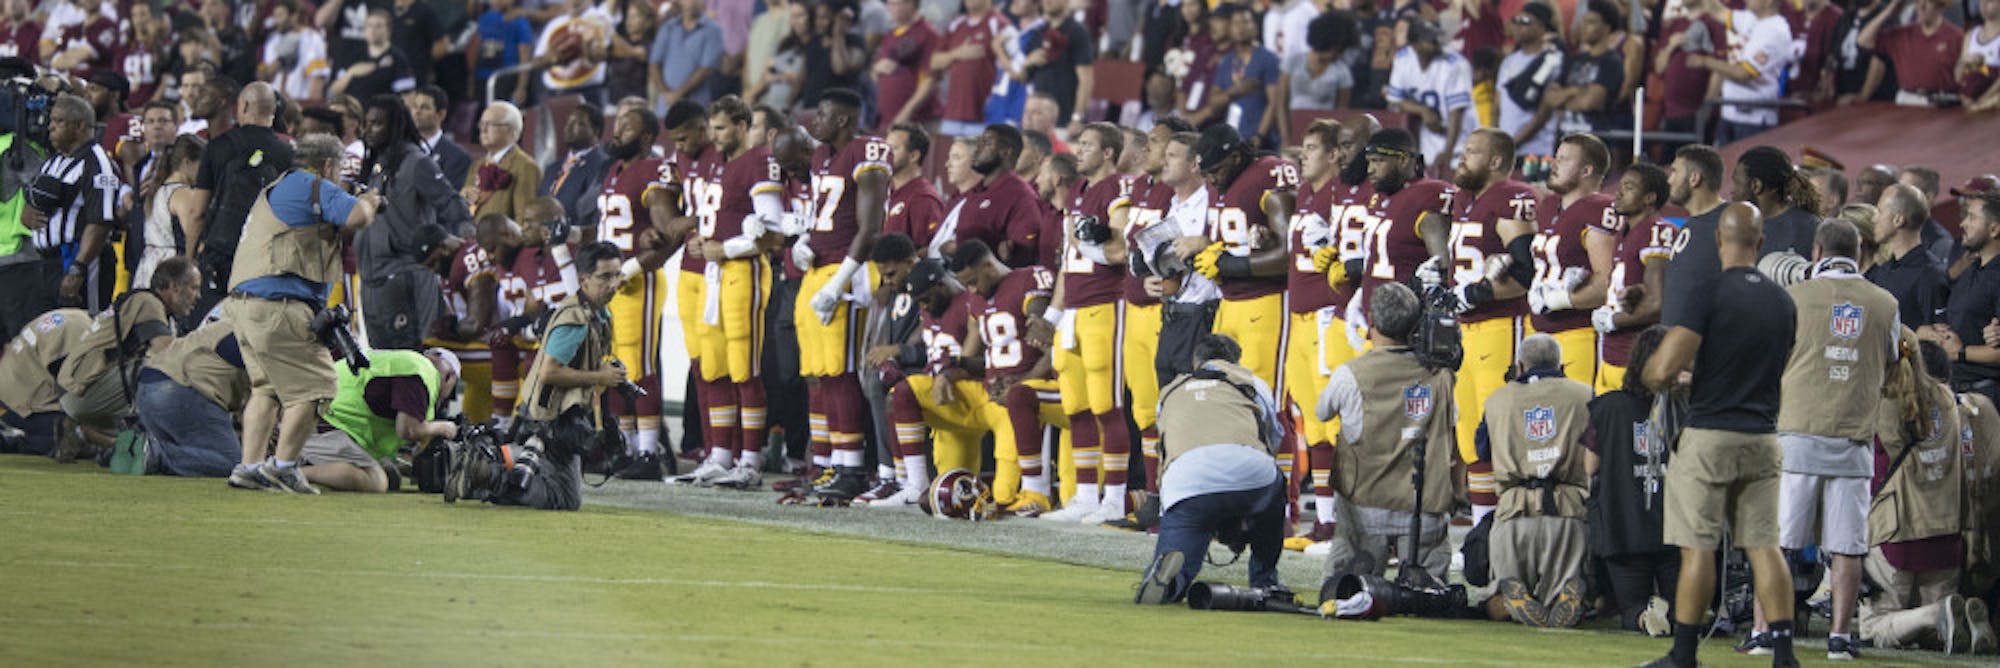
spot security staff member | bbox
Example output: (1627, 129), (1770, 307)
(1135, 334), (1288, 604)
(135, 317), (250, 477)
(1480, 333), (1596, 629)
(223, 133), (381, 495)
(302, 348), (461, 493)
(1314, 281), (1459, 585)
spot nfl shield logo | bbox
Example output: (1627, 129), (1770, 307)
(1525, 406), (1557, 441)
(1632, 422), (1653, 456)
(1829, 302), (1863, 339)
(1403, 385), (1433, 420)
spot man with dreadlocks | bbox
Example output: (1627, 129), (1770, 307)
(1732, 146), (1822, 260)
(357, 94), (473, 350)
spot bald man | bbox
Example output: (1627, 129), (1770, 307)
(184, 81), (297, 329)
(1641, 203), (1801, 668)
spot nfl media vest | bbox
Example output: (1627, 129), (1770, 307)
(228, 175), (343, 292)
(1779, 274), (1897, 440)
(517, 295), (611, 422)
(1158, 360), (1274, 473)
(149, 320), (250, 412)
(1336, 348), (1457, 515)
(1868, 381), (1964, 547)
(324, 350), (440, 460)
(1959, 392), (2000, 594)
(1483, 374), (1594, 521)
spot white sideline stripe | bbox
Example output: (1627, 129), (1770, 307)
(0, 615), (1566, 664)
(9, 560), (961, 594)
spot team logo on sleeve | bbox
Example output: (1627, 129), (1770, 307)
(1524, 406), (1557, 441)
(1829, 302), (1862, 339)
(1403, 385), (1433, 420)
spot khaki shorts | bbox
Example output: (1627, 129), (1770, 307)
(227, 297), (336, 407)
(300, 430), (381, 469)
(1662, 428), (1782, 550)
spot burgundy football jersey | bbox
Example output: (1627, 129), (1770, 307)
(1123, 175), (1173, 307)
(1358, 178), (1454, 308)
(119, 43), (162, 107)
(955, 172), (1043, 267)
(1208, 156), (1297, 301)
(887, 174), (946, 250)
(444, 241), (498, 322)
(0, 19), (38, 60)
(807, 135), (893, 266)
(920, 290), (977, 374)
(678, 143), (725, 273)
(1057, 175), (1134, 309)
(500, 245), (577, 316)
(714, 146), (785, 246)
(1288, 179), (1340, 313)
(1529, 192), (1621, 334)
(940, 11), (1011, 123)
(596, 156), (673, 259)
(1601, 214), (1676, 366)
(56, 17), (119, 80)
(1452, 180), (1538, 324)
(975, 266), (1055, 378)
(1034, 197), (1063, 270)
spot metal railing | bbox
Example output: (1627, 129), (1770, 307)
(1596, 97), (1814, 152)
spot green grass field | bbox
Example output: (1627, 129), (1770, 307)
(0, 456), (1982, 667)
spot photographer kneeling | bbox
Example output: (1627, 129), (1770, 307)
(222, 133), (380, 494)
(302, 347), (461, 492)
(1135, 334), (1289, 604)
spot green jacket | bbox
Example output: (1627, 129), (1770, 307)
(324, 350), (440, 459)
(0, 133), (49, 257)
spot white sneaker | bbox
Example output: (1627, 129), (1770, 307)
(869, 486), (921, 508)
(1040, 500), (1099, 522)
(1302, 541), (1332, 556)
(669, 460), (730, 486)
(1638, 596), (1673, 637)
(713, 464), (762, 489)
(1082, 503), (1127, 525)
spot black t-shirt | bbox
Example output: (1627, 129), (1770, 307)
(1865, 246), (1951, 328)
(1946, 254), (2000, 384)
(1025, 18), (1096, 121)
(1760, 207), (1819, 258)
(192, 125), (295, 258)
(1557, 47), (1623, 132)
(1683, 266), (1796, 432)
(328, 0), (380, 73)
(391, 2), (442, 87)
(343, 47), (418, 101)
(1662, 207), (1722, 329)
(798, 33), (865, 110)
(1585, 388), (1670, 557)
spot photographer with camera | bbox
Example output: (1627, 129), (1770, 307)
(1477, 333), (1596, 628)
(1134, 334), (1289, 605)
(221, 133), (380, 494)
(1313, 281), (1460, 586)
(55, 256), (200, 456)
(446, 241), (650, 511)
(300, 347), (461, 493)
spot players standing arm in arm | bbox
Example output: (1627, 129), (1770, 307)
(1568, 228), (1619, 309)
(1216, 190), (1296, 278)
(1613, 256), (1666, 329)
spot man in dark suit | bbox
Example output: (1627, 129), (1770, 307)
(541, 102), (611, 239)
(406, 85), (472, 191)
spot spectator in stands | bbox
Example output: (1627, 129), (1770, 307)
(1022, 96), (1070, 152)
(475, 0), (536, 103)
(874, 0), (942, 127)
(1170, 0), (1222, 118)
(358, 94), (471, 350)
(1689, 0), (1793, 142)
(328, 9), (417, 101)
(744, 0), (794, 100)
(532, 0), (613, 105)
(1019, 128), (1054, 183)
(175, 65), (226, 138)
(1022, 0), (1095, 134)
(797, 0), (868, 111)
(1793, 0), (1846, 105)
(750, 6), (808, 111)
(44, 0), (115, 80)
(1282, 9), (1358, 114)
(934, 0), (1009, 138)
(1263, 0), (1323, 61)
(541, 103), (610, 228)
(651, 0), (722, 111)
(319, 0), (371, 74)
(466, 101), (541, 224)
(1934, 194), (2000, 405)
(404, 87), (469, 191)
(1964, 0), (2000, 111)
(1859, 0), (1965, 107)
(259, 0), (329, 104)
(606, 2), (659, 109)
(1499, 3), (1562, 161)
(1191, 3), (1280, 144)
(1137, 0), (1186, 79)
(1386, 20), (1472, 173)
(1870, 184), (1952, 327)
(1545, 0), (1624, 137)
(388, 0), (446, 90)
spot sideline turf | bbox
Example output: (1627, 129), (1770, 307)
(0, 457), (1976, 667)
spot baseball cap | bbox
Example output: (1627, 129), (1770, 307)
(903, 258), (950, 295)
(87, 70), (130, 103)
(1363, 128), (1419, 159)
(1194, 124), (1243, 172)
(1513, 3), (1557, 31)
(1798, 147), (1845, 172)
(1950, 174), (2000, 197)
(424, 347), (463, 383)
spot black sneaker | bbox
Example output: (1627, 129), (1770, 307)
(815, 467), (870, 501)
(614, 453), (665, 480)
(445, 443), (503, 503)
(1826, 635), (1861, 661)
(1134, 550), (1183, 604)
(1735, 631), (1773, 655)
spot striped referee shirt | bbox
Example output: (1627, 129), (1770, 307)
(33, 143), (120, 253)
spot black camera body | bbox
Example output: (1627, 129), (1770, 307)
(1073, 214), (1112, 244)
(310, 304), (371, 373)
(1410, 283), (1463, 372)
(0, 76), (54, 147)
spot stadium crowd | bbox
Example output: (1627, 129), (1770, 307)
(0, 0), (1998, 664)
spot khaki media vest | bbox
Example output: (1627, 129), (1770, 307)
(1778, 276), (1897, 440)
(1868, 380), (1964, 546)
(1335, 348), (1457, 515)
(518, 296), (611, 422)
(1159, 360), (1273, 476)
(149, 319), (250, 412)
(229, 174), (343, 292)
(1484, 374), (1594, 521)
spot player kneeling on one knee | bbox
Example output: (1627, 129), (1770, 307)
(448, 242), (641, 511)
(1135, 334), (1289, 605)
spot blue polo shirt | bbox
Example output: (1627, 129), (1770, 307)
(1211, 46), (1281, 142)
(232, 171), (358, 304)
(649, 16), (723, 106)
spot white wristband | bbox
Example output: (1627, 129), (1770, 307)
(827, 257), (862, 291)
(1041, 306), (1062, 323)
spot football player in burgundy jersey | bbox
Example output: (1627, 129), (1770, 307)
(654, 100), (732, 484)
(1285, 119), (1354, 542)
(944, 241), (1062, 515)
(677, 97), (789, 489)
(1117, 118), (1192, 503)
(943, 124), (1043, 265)
(1355, 129), (1454, 332)
(426, 216), (507, 423)
(877, 259), (993, 507)
(489, 198), (578, 430)
(798, 89), (892, 502)
(1594, 163), (1674, 393)
(1044, 123), (1137, 525)
(1526, 133), (1621, 388)
(581, 105), (681, 473)
(883, 123), (946, 252)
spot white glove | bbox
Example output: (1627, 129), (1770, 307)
(1296, 212), (1331, 249)
(1528, 280), (1574, 314)
(810, 257), (862, 325)
(1559, 266), (1589, 291)
(1591, 304), (1619, 333)
(790, 237), (816, 273)
(1343, 292), (1368, 351)
(776, 212), (811, 237)
(1414, 257), (1445, 292)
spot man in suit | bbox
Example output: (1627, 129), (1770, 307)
(406, 85), (471, 191)
(541, 102), (611, 241)
(465, 101), (543, 224)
